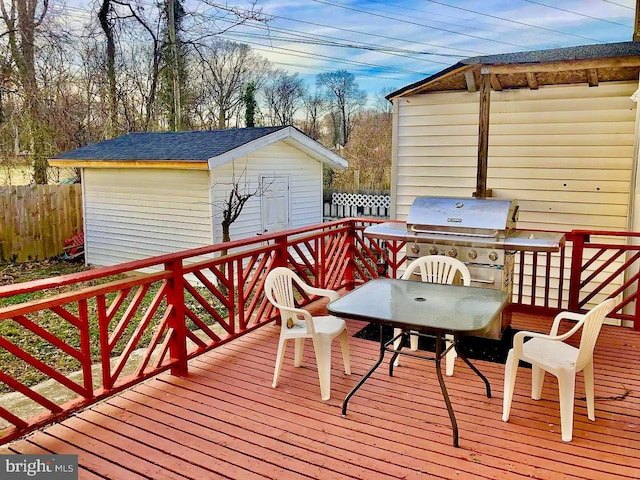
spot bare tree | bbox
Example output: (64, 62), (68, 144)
(335, 110), (392, 191)
(374, 86), (395, 115)
(300, 90), (325, 141)
(262, 69), (306, 126)
(213, 162), (274, 274)
(0, 0), (50, 183)
(194, 39), (269, 129)
(219, 169), (266, 243)
(316, 70), (367, 147)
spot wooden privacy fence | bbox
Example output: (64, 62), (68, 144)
(0, 184), (83, 263)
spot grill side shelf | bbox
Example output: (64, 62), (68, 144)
(504, 231), (566, 252)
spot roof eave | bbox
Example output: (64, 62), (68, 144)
(386, 63), (467, 101)
(48, 159), (209, 169)
(207, 126), (348, 169)
(387, 42), (640, 100)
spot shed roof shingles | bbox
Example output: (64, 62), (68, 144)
(52, 126), (288, 162)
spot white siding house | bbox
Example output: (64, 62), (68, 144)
(210, 141), (324, 244)
(387, 41), (640, 311)
(50, 126), (347, 267)
(392, 81), (636, 232)
(82, 168), (212, 266)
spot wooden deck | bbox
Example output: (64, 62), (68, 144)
(2, 308), (640, 480)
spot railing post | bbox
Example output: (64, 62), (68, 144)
(273, 233), (288, 268)
(568, 231), (586, 312)
(270, 234), (289, 326)
(165, 258), (188, 376)
(345, 220), (356, 289)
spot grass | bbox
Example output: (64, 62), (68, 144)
(0, 258), (228, 394)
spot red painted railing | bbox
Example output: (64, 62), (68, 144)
(0, 220), (637, 444)
(0, 219), (406, 444)
(568, 230), (640, 329)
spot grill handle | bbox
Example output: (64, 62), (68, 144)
(470, 277), (496, 285)
(409, 226), (499, 238)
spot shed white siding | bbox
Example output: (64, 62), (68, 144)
(210, 140), (322, 244)
(83, 168), (212, 266)
(393, 81), (637, 231)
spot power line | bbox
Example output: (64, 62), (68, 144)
(417, 0), (605, 42)
(218, 32), (431, 76)
(309, 0), (531, 49)
(213, 15), (465, 65)
(599, 0), (634, 9)
(192, 12), (446, 77)
(221, 28), (452, 67)
(199, 3), (488, 56)
(522, 0), (633, 28)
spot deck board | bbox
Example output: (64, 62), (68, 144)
(3, 310), (640, 480)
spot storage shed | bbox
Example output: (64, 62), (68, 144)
(49, 126), (347, 267)
(386, 41), (640, 233)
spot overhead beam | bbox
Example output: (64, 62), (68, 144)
(490, 74), (503, 91)
(464, 70), (477, 92)
(484, 56), (640, 74)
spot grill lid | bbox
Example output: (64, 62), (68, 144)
(406, 197), (518, 234)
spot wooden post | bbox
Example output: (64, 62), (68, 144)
(634, 0), (640, 41)
(476, 70), (491, 198)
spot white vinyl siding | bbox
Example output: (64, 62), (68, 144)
(394, 81), (637, 232)
(83, 168), (212, 266)
(393, 81), (637, 312)
(210, 140), (322, 244)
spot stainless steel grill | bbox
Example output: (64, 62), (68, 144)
(364, 196), (565, 339)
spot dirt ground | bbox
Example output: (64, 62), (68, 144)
(0, 258), (90, 288)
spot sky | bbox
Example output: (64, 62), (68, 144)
(210, 0), (636, 100)
(65, 0), (637, 103)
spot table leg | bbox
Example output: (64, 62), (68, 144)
(435, 334), (459, 448)
(455, 336), (492, 398)
(342, 324), (387, 416)
(388, 329), (407, 377)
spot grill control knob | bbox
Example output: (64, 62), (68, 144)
(488, 251), (499, 262)
(428, 245), (438, 255)
(447, 247), (458, 258)
(468, 249), (478, 260)
(411, 244), (421, 254)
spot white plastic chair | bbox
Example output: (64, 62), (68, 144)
(265, 267), (351, 401)
(394, 255), (471, 376)
(502, 298), (616, 442)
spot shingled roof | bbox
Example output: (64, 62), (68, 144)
(50, 126), (348, 169)
(52, 126), (288, 162)
(388, 41), (640, 99)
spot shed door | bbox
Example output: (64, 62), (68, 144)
(261, 175), (289, 234)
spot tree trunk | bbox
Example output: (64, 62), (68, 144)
(1, 0), (50, 183)
(99, 0), (118, 137)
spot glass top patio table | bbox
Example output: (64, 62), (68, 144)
(328, 278), (508, 334)
(328, 278), (509, 448)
